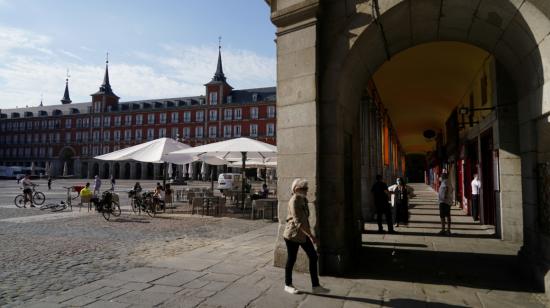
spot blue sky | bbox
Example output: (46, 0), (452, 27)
(0, 0), (276, 109)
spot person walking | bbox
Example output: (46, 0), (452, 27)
(47, 176), (52, 190)
(110, 175), (116, 191)
(389, 177), (414, 227)
(438, 174), (454, 235)
(282, 178), (329, 295)
(371, 175), (394, 233)
(93, 175), (101, 196)
(471, 173), (481, 221)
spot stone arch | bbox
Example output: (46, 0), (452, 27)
(270, 0), (550, 290)
(58, 146), (76, 176)
(114, 162), (120, 179)
(135, 163), (142, 180)
(102, 163), (110, 179)
(92, 162), (99, 178)
(123, 162), (131, 179)
(146, 163), (154, 179)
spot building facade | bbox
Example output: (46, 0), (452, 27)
(0, 48), (276, 179)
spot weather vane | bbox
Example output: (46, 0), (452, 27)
(218, 36), (222, 49)
(106, 52), (109, 63)
(66, 68), (70, 82)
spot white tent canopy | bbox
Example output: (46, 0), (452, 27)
(94, 137), (194, 164)
(167, 137), (277, 160)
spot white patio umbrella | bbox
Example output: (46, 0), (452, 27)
(167, 137), (277, 206)
(167, 163), (173, 179)
(189, 163), (195, 179)
(62, 162), (68, 176)
(200, 161), (207, 181)
(183, 164), (188, 178)
(30, 162), (36, 175)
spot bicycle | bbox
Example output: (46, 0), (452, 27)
(131, 191), (157, 218)
(14, 185), (46, 208)
(41, 186), (77, 212)
(94, 190), (121, 221)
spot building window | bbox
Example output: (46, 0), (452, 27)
(209, 92), (218, 105)
(209, 110), (218, 121)
(267, 123), (275, 136)
(135, 129), (142, 141)
(183, 127), (190, 139)
(76, 119), (82, 128)
(250, 124), (258, 137)
(227, 95), (232, 103)
(159, 128), (166, 138)
(93, 117), (101, 128)
(103, 116), (111, 127)
(252, 93), (258, 102)
(234, 108), (242, 120)
(136, 114), (143, 125)
(114, 116), (121, 126)
(224, 125), (231, 138)
(251, 107), (259, 119)
(208, 126), (217, 138)
(148, 113), (155, 124)
(82, 118), (89, 128)
(124, 129), (132, 141)
(82, 131), (89, 142)
(160, 113), (167, 124)
(224, 109), (232, 120)
(65, 119), (72, 128)
(76, 132), (82, 142)
(171, 127), (179, 139)
(93, 131), (100, 142)
(114, 130), (121, 142)
(92, 146), (99, 156)
(171, 112), (179, 123)
(195, 127), (203, 139)
(55, 133), (60, 143)
(103, 131), (110, 141)
(125, 115), (132, 126)
(82, 146), (88, 156)
(196, 111), (204, 122)
(184, 111), (191, 123)
(103, 145), (110, 154)
(267, 106), (276, 118)
(147, 128), (155, 140)
(47, 147), (53, 157)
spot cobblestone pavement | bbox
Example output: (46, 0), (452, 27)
(21, 183), (549, 308)
(0, 180), (269, 306)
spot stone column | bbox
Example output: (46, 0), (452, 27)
(271, 0), (321, 272)
(141, 163), (148, 180)
(130, 162), (137, 179)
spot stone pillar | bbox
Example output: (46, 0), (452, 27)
(74, 159), (81, 178)
(130, 162), (137, 179)
(141, 163), (148, 180)
(271, 0), (321, 273)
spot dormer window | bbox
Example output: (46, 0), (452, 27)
(252, 93), (258, 102)
(199, 98), (205, 105)
(209, 92), (218, 105)
(227, 95), (232, 103)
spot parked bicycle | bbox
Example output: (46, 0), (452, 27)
(129, 190), (158, 217)
(14, 185), (46, 208)
(93, 190), (121, 221)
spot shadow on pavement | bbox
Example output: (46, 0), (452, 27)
(353, 245), (539, 293)
(363, 242), (428, 248)
(304, 293), (468, 307)
(111, 217), (151, 223)
(386, 231), (496, 239)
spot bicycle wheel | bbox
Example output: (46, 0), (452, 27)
(40, 203), (56, 210)
(112, 202), (121, 217)
(50, 203), (67, 212)
(33, 192), (46, 205)
(14, 195), (25, 208)
(131, 199), (139, 214)
(102, 206), (111, 221)
(145, 200), (156, 217)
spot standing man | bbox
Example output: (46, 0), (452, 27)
(110, 175), (116, 191)
(471, 173), (481, 221)
(371, 175), (395, 234)
(21, 174), (36, 208)
(93, 175), (101, 196)
(438, 174), (454, 235)
(47, 176), (53, 190)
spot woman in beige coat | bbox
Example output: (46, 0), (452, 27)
(282, 178), (328, 294)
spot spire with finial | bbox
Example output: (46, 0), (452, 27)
(61, 69), (72, 104)
(39, 94), (43, 107)
(211, 36), (226, 82)
(97, 52), (116, 96)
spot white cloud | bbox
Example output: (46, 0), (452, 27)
(0, 26), (276, 109)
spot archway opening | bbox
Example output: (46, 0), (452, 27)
(124, 162), (131, 179)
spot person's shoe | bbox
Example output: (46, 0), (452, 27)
(284, 285), (300, 294)
(438, 230), (446, 235)
(446, 230), (452, 236)
(312, 285), (330, 294)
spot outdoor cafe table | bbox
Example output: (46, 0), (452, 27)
(251, 198), (278, 221)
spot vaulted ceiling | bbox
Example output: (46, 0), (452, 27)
(373, 41), (490, 154)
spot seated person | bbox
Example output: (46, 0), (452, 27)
(260, 184), (269, 198)
(133, 182), (142, 193)
(153, 183), (165, 210)
(80, 183), (93, 198)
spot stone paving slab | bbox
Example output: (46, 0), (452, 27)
(110, 267), (176, 283)
(152, 270), (206, 287)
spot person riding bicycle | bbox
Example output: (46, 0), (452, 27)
(21, 174), (36, 208)
(133, 182), (143, 193)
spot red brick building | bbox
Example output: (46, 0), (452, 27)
(0, 48), (276, 179)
